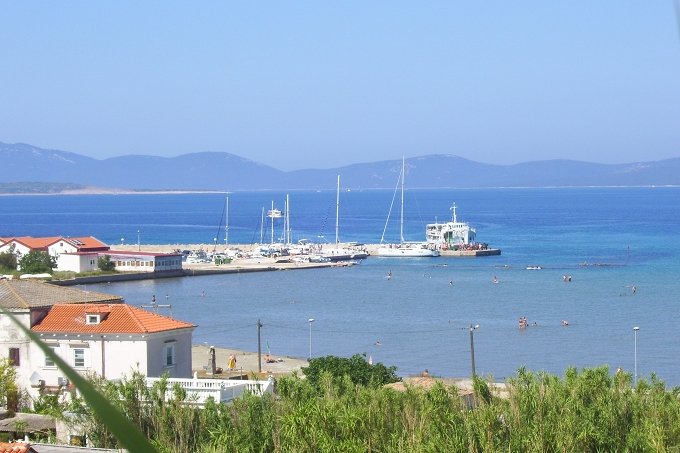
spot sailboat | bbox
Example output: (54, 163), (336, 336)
(377, 158), (439, 257)
(320, 175), (369, 261)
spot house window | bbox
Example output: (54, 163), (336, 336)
(8, 347), (20, 366)
(45, 346), (57, 367)
(164, 342), (176, 367)
(86, 314), (100, 324)
(73, 348), (86, 367)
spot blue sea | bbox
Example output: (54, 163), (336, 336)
(2, 187), (680, 384)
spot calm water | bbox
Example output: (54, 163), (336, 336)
(2, 187), (679, 383)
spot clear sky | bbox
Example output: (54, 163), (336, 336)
(2, 1), (679, 171)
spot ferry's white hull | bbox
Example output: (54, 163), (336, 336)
(377, 246), (439, 257)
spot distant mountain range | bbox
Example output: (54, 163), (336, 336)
(1, 141), (679, 192)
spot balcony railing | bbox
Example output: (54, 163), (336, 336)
(145, 376), (274, 406)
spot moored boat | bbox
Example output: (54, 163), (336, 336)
(377, 158), (439, 258)
(377, 242), (440, 257)
(426, 202), (476, 248)
(319, 175), (370, 261)
(425, 202), (499, 256)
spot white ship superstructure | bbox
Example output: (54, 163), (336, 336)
(426, 203), (477, 248)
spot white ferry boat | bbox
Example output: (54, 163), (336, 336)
(425, 203), (477, 249)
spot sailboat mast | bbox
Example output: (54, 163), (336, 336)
(335, 175), (340, 245)
(400, 157), (405, 244)
(271, 200), (275, 244)
(225, 196), (229, 247)
(286, 194), (291, 245)
(260, 207), (264, 244)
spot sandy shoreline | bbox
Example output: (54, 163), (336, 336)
(193, 344), (494, 395)
(192, 344), (309, 379)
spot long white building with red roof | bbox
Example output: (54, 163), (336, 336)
(0, 236), (183, 273)
(0, 236), (109, 257)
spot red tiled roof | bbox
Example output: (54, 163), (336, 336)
(1, 236), (109, 252)
(33, 303), (195, 334)
(0, 442), (34, 452)
(48, 236), (110, 250)
(4, 237), (61, 250)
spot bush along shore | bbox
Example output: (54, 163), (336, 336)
(42, 360), (680, 452)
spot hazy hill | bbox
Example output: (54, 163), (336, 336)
(1, 141), (679, 191)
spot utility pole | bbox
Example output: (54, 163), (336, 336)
(469, 324), (479, 378)
(257, 319), (263, 373)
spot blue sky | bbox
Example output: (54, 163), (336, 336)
(2, 1), (679, 170)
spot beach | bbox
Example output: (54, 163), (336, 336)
(192, 344), (309, 379)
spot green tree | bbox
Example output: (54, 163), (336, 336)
(0, 358), (20, 414)
(302, 354), (401, 390)
(18, 250), (56, 273)
(0, 250), (17, 271)
(97, 255), (116, 272)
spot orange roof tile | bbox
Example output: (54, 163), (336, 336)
(71, 236), (109, 249)
(0, 442), (33, 452)
(4, 236), (61, 250)
(33, 303), (195, 334)
(49, 236), (110, 250)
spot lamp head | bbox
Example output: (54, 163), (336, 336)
(633, 326), (640, 331)
(308, 318), (315, 323)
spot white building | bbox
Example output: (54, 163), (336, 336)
(0, 237), (61, 257)
(46, 237), (110, 257)
(103, 250), (184, 273)
(0, 280), (194, 403)
(31, 303), (195, 388)
(0, 236), (109, 259)
(55, 252), (100, 273)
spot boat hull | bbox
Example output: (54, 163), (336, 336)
(376, 246), (439, 257)
(326, 252), (369, 261)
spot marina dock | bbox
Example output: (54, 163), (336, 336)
(50, 242), (500, 286)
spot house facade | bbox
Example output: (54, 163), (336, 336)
(0, 237), (60, 257)
(55, 252), (100, 273)
(0, 280), (194, 403)
(31, 304), (195, 388)
(46, 237), (110, 256)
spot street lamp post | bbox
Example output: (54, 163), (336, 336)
(308, 318), (315, 359)
(469, 324), (479, 378)
(137, 230), (140, 251)
(633, 326), (640, 385)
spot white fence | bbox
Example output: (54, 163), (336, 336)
(145, 376), (274, 407)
